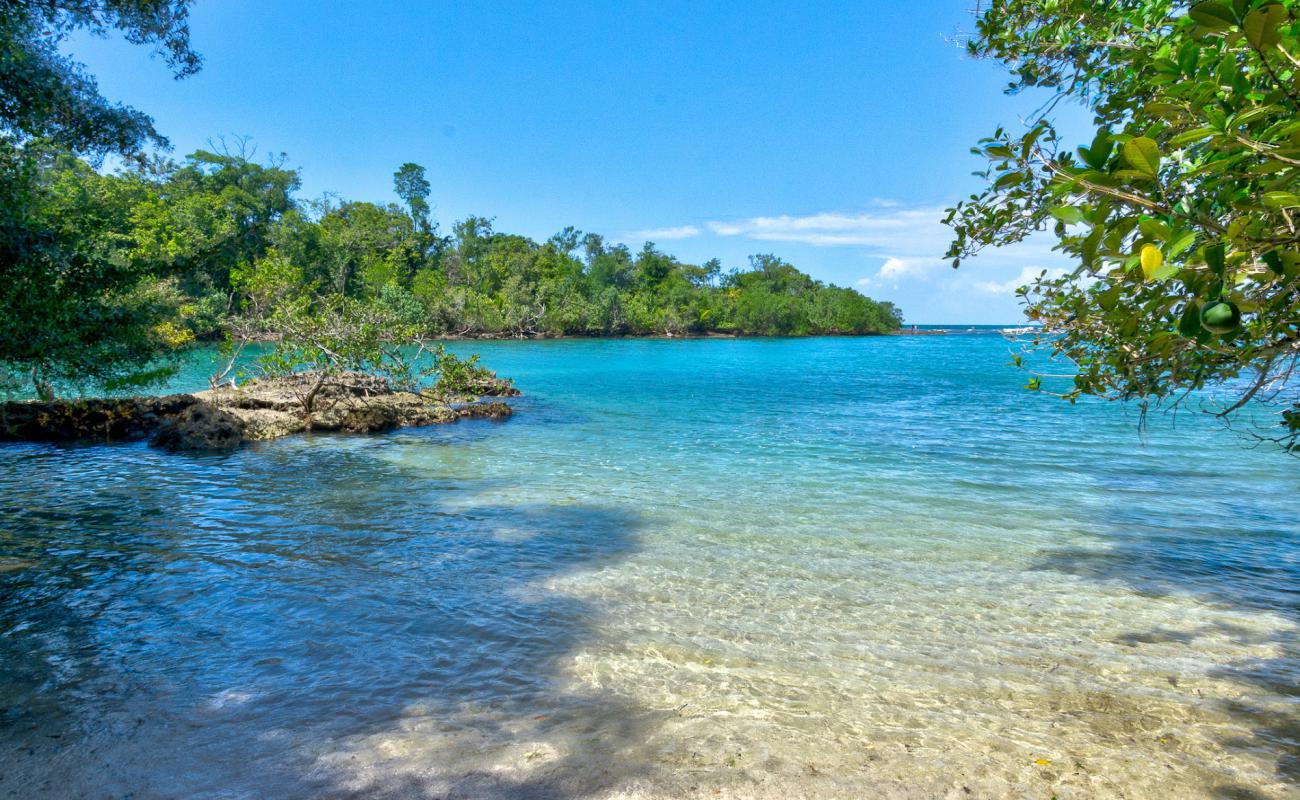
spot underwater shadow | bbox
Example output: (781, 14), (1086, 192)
(1031, 504), (1300, 793)
(0, 437), (664, 799)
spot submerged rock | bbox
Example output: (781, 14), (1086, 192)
(150, 403), (247, 452)
(230, 407), (306, 441)
(457, 400), (513, 420)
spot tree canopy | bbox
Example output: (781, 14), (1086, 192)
(948, 0), (1300, 452)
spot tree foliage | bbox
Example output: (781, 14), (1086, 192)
(0, 0), (201, 396)
(393, 162), (432, 231)
(948, 0), (1300, 452)
(0, 0), (199, 156)
(0, 141), (186, 397)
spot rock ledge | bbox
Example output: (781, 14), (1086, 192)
(1, 372), (516, 452)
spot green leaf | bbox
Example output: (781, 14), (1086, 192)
(994, 171), (1025, 190)
(1266, 120), (1300, 139)
(1263, 191), (1300, 207)
(1081, 228), (1103, 265)
(1050, 206), (1085, 224)
(1262, 250), (1284, 275)
(1216, 51), (1241, 88)
(1151, 262), (1180, 282)
(1188, 1), (1236, 30)
(1081, 129), (1114, 170)
(1112, 169), (1158, 182)
(1204, 242), (1226, 276)
(1179, 302), (1203, 337)
(1233, 105), (1278, 127)
(1177, 41), (1201, 74)
(1169, 230), (1198, 258)
(1145, 100), (1184, 118)
(1139, 219), (1172, 242)
(1123, 137), (1162, 177)
(1098, 284), (1123, 311)
(1169, 127), (1217, 147)
(1205, 106), (1228, 131)
(1020, 124), (1046, 160)
(1243, 4), (1286, 49)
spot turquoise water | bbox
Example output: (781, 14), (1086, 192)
(1, 336), (1297, 799)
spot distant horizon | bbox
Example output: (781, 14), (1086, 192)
(909, 322), (1039, 326)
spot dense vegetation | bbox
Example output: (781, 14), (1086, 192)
(2, 143), (901, 396)
(949, 0), (1300, 452)
(0, 3), (899, 399)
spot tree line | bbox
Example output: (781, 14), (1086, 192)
(1, 139), (902, 396)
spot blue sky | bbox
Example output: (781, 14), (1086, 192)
(71, 0), (1086, 323)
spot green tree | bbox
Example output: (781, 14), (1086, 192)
(947, 0), (1300, 451)
(317, 200), (420, 296)
(0, 1), (200, 156)
(0, 2), (201, 396)
(139, 147), (299, 299)
(0, 143), (187, 397)
(229, 249), (436, 420)
(393, 162), (431, 231)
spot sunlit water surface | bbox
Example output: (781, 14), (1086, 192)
(1, 336), (1297, 800)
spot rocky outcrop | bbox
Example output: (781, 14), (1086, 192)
(1, 371), (516, 451)
(197, 373), (468, 439)
(423, 371), (522, 402)
(0, 394), (201, 443)
(458, 372), (521, 398)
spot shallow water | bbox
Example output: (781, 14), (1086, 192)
(1, 336), (1297, 799)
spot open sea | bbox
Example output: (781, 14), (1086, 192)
(0, 334), (1297, 799)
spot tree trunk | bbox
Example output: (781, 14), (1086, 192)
(31, 367), (54, 401)
(301, 371), (330, 429)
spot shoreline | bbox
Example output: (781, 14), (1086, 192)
(181, 328), (1030, 347)
(207, 330), (901, 344)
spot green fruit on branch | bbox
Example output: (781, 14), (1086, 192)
(1199, 300), (1241, 335)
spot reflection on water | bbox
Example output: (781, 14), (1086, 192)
(1, 336), (1298, 799)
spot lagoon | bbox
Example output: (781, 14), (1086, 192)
(1, 335), (1297, 799)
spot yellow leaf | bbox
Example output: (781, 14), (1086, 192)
(1034, 758), (1052, 766)
(1140, 244), (1164, 280)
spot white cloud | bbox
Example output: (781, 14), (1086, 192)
(878, 256), (945, 281)
(652, 202), (1082, 322)
(974, 266), (1068, 295)
(631, 225), (701, 240)
(706, 206), (951, 249)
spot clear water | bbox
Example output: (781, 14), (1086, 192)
(1, 336), (1297, 800)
